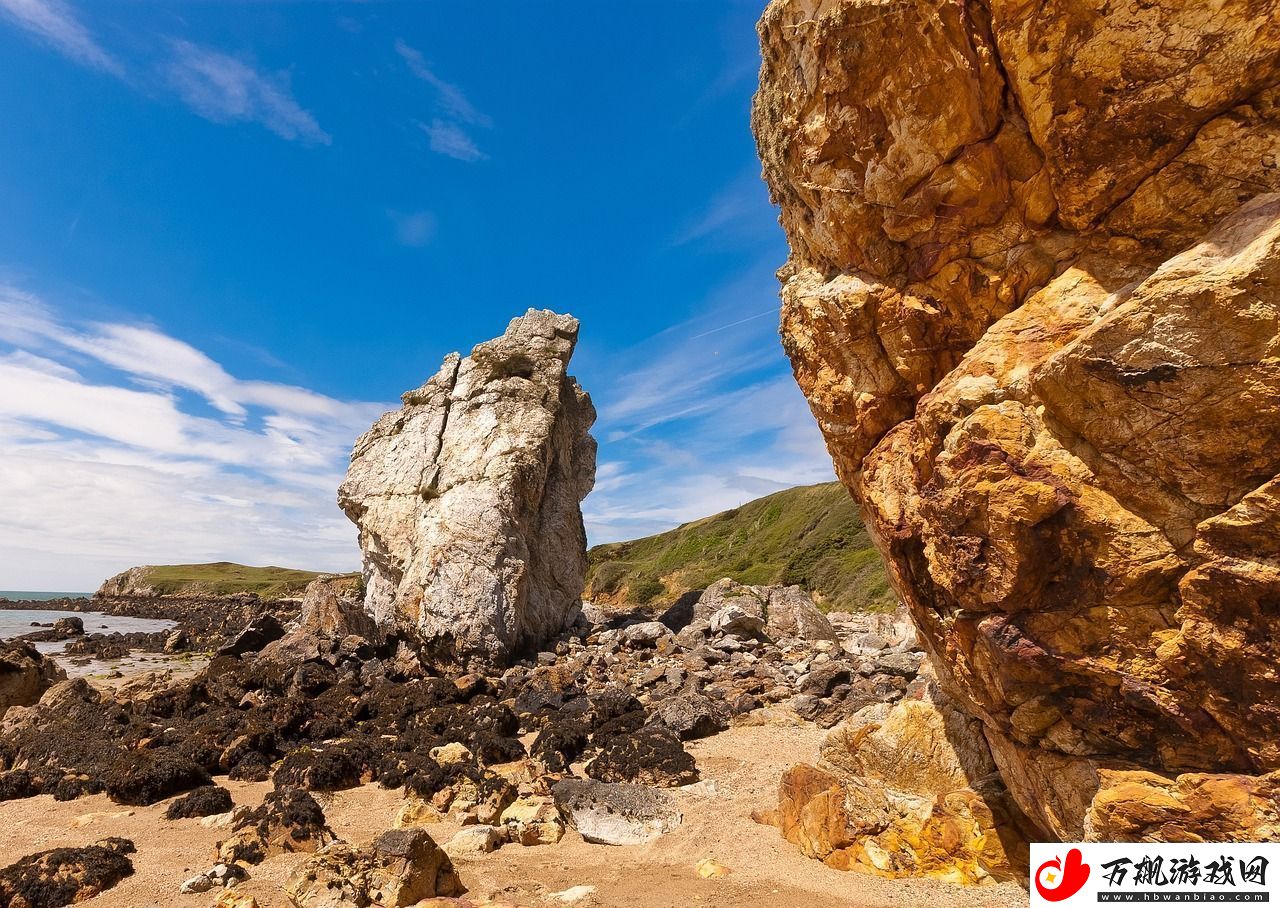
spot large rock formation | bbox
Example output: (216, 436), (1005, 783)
(754, 0), (1280, 845)
(339, 310), (596, 666)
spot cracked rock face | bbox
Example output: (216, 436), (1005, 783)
(339, 310), (596, 667)
(755, 0), (1280, 844)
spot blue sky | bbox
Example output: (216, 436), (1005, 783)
(0, 0), (834, 591)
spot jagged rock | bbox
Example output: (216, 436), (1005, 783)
(258, 578), (380, 665)
(286, 829), (462, 907)
(0, 641), (65, 716)
(339, 310), (597, 667)
(0, 837), (134, 907)
(551, 779), (682, 846)
(649, 695), (727, 741)
(755, 0), (1280, 849)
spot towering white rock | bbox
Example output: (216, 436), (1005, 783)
(338, 310), (596, 666)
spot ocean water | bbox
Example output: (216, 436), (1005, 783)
(0, 591), (91, 602)
(0, 607), (176, 655)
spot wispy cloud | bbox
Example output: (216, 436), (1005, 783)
(397, 39), (490, 163)
(388, 209), (437, 248)
(0, 0), (123, 75)
(163, 39), (330, 145)
(581, 262), (835, 545)
(0, 286), (386, 590)
(419, 119), (485, 162)
(395, 39), (491, 128)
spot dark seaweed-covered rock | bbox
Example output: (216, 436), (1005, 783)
(587, 724), (697, 787)
(273, 740), (372, 792)
(103, 749), (210, 806)
(217, 787), (334, 865)
(0, 837), (134, 907)
(164, 784), (233, 820)
(0, 770), (37, 803)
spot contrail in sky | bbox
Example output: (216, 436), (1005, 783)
(687, 307), (780, 341)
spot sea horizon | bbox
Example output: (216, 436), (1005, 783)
(0, 591), (92, 602)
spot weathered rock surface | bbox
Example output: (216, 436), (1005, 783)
(0, 642), (65, 716)
(339, 310), (597, 667)
(755, 0), (1280, 849)
(551, 779), (682, 846)
(757, 674), (1031, 883)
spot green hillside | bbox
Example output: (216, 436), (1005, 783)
(585, 482), (895, 613)
(98, 562), (358, 599)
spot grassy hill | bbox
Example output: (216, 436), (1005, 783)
(585, 482), (895, 613)
(97, 562), (358, 599)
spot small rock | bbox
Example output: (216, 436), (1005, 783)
(500, 795), (564, 846)
(429, 742), (473, 766)
(443, 824), (507, 856)
(180, 873), (213, 893)
(695, 858), (730, 879)
(548, 885), (597, 902)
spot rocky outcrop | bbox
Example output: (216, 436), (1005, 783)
(0, 642), (65, 716)
(339, 310), (597, 667)
(755, 0), (1280, 846)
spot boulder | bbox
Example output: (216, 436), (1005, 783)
(755, 0), (1280, 847)
(258, 578), (380, 665)
(695, 579), (836, 642)
(339, 310), (597, 667)
(551, 779), (682, 846)
(619, 621), (670, 648)
(0, 641), (65, 715)
(0, 837), (135, 907)
(216, 614), (286, 658)
(500, 795), (564, 846)
(286, 829), (462, 907)
(217, 788), (335, 866)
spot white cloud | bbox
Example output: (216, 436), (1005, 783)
(0, 0), (122, 75)
(163, 39), (331, 145)
(0, 286), (387, 591)
(419, 119), (485, 163)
